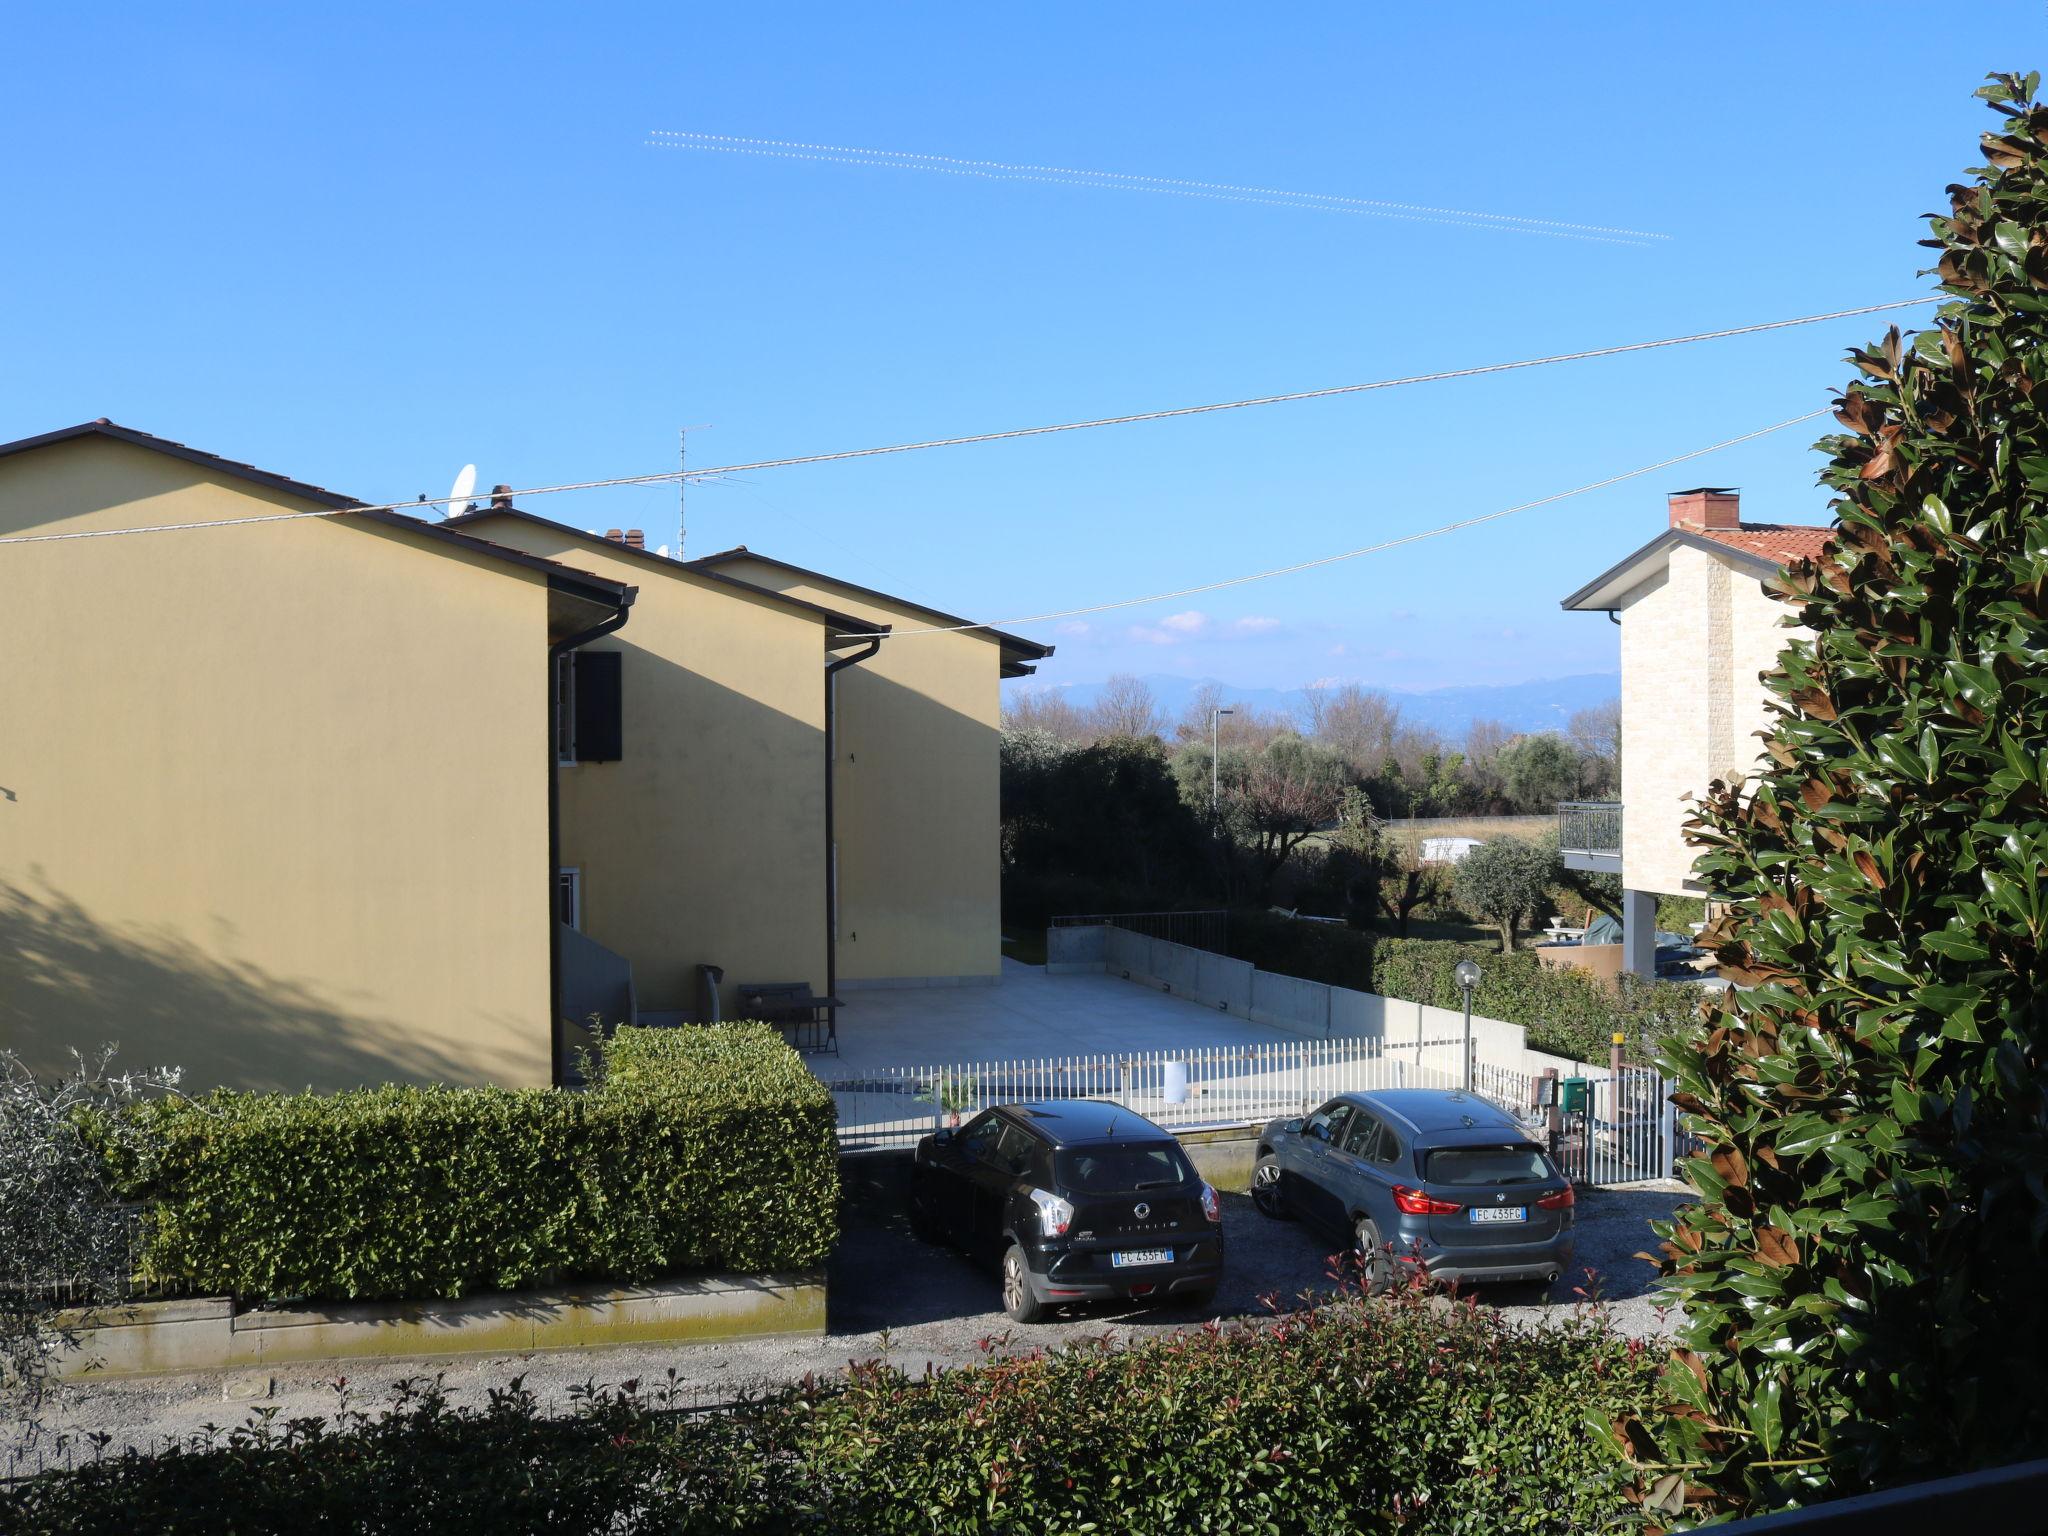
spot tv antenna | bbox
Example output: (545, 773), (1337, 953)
(677, 425), (711, 555)
(443, 463), (478, 520)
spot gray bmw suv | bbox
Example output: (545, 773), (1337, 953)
(1252, 1088), (1574, 1289)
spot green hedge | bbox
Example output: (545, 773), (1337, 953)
(1373, 939), (1703, 1065)
(4, 1283), (1654, 1534)
(96, 1023), (836, 1303)
(1224, 907), (1377, 991)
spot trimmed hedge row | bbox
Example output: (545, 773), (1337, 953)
(1223, 908), (1377, 992)
(1373, 939), (1704, 1065)
(93, 1023), (836, 1303)
(3, 1282), (1655, 1534)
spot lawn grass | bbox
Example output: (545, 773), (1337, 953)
(1001, 928), (1048, 966)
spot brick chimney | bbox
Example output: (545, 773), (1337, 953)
(489, 483), (513, 511)
(605, 528), (624, 543)
(1668, 487), (1740, 531)
(624, 529), (644, 550)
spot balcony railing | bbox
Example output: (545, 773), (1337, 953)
(1557, 801), (1622, 871)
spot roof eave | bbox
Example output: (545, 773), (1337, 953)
(1559, 528), (1786, 613)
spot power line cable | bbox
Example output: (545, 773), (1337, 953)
(647, 130), (1670, 245)
(648, 138), (1656, 247)
(0, 299), (1931, 548)
(834, 407), (1835, 639)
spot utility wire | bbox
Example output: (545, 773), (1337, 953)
(0, 299), (1931, 548)
(648, 136), (1657, 247)
(647, 131), (1671, 245)
(835, 407), (1835, 640)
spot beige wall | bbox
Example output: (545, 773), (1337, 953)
(1617, 543), (1807, 896)
(712, 559), (1005, 985)
(0, 438), (559, 1091)
(457, 520), (831, 1016)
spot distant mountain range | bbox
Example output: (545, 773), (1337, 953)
(1023, 672), (1621, 739)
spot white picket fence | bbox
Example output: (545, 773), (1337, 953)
(823, 1038), (1683, 1185)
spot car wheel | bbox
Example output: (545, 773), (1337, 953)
(1251, 1156), (1290, 1219)
(907, 1182), (941, 1244)
(1001, 1244), (1048, 1324)
(1353, 1217), (1394, 1294)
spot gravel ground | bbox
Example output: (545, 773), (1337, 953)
(5, 1173), (1687, 1469)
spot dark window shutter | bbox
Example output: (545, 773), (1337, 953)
(572, 650), (623, 761)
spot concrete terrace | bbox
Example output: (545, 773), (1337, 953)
(826, 958), (1311, 1072)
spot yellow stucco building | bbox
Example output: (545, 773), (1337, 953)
(0, 424), (1050, 1091)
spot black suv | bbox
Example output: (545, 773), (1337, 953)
(910, 1100), (1225, 1322)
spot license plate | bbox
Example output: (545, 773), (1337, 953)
(1111, 1248), (1173, 1267)
(1469, 1206), (1527, 1225)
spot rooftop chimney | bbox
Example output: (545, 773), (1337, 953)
(1668, 486), (1740, 531)
(605, 528), (624, 543)
(489, 483), (513, 511)
(623, 529), (644, 550)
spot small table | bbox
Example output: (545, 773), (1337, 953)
(736, 982), (841, 1055)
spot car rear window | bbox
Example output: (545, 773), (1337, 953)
(1425, 1144), (1552, 1186)
(1055, 1143), (1195, 1193)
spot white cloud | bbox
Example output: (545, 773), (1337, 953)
(1128, 624), (1184, 645)
(1160, 610), (1209, 634)
(1231, 616), (1282, 635)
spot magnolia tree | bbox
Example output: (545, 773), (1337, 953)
(1613, 72), (2048, 1521)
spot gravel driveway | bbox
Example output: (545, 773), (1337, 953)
(7, 1170), (1688, 1468)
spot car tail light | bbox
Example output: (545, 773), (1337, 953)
(1028, 1188), (1074, 1237)
(1391, 1184), (1463, 1216)
(1536, 1186), (1576, 1211)
(1200, 1183), (1222, 1223)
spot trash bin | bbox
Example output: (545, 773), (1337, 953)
(1162, 1060), (1190, 1105)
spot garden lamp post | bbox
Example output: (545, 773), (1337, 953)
(1210, 706), (1234, 816)
(1454, 958), (1482, 1091)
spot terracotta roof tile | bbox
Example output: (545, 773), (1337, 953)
(1698, 522), (1834, 564)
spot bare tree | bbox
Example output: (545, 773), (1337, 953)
(1297, 683), (1402, 775)
(1567, 699), (1622, 797)
(1002, 685), (1091, 741)
(1462, 718), (1516, 811)
(1089, 673), (1165, 741)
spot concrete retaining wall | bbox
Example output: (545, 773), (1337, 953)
(1075, 925), (1542, 1068)
(49, 1272), (826, 1382)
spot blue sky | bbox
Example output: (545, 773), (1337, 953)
(3, 5), (2037, 692)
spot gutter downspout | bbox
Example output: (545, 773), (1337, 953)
(824, 635), (885, 1048)
(548, 591), (634, 1087)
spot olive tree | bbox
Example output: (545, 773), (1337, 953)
(1611, 72), (2048, 1521)
(0, 1050), (178, 1426)
(1453, 836), (1556, 953)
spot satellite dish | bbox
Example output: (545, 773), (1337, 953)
(444, 464), (478, 520)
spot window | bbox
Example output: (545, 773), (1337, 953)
(556, 868), (582, 930)
(554, 655), (577, 765)
(993, 1124), (1039, 1179)
(958, 1116), (1004, 1165)
(1424, 1144), (1553, 1186)
(1055, 1143), (1195, 1194)
(555, 650), (623, 764)
(1305, 1102), (1351, 1146)
(1340, 1113), (1383, 1161)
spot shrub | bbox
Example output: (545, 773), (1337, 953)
(2, 1282), (1656, 1534)
(1223, 906), (1376, 991)
(1374, 939), (1701, 1066)
(1454, 835), (1559, 953)
(96, 1024), (836, 1303)
(1614, 74), (2048, 1518)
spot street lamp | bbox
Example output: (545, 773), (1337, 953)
(1210, 706), (1234, 816)
(1454, 958), (1483, 1092)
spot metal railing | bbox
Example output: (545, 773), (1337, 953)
(824, 1034), (1480, 1151)
(1557, 800), (1623, 857)
(1049, 909), (1229, 953)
